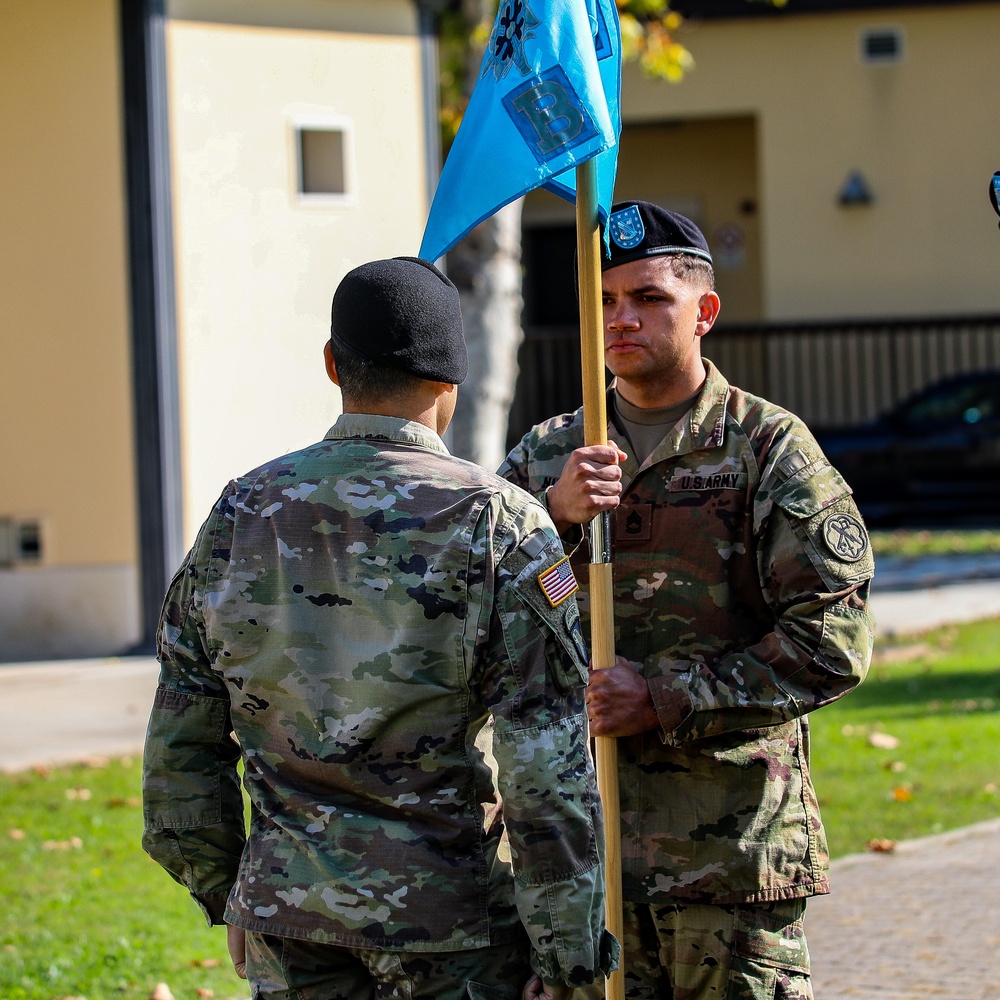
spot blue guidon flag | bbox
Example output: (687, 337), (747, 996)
(537, 556), (579, 607)
(419, 0), (621, 263)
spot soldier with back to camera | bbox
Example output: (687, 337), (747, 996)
(142, 256), (618, 1000)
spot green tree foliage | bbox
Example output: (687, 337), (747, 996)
(617, 0), (693, 82)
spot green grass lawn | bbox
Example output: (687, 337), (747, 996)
(869, 527), (1000, 558)
(810, 617), (1000, 857)
(1, 613), (999, 999)
(0, 756), (246, 1000)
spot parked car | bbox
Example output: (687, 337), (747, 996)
(815, 370), (1000, 526)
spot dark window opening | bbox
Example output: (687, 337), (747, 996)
(298, 128), (347, 195)
(522, 224), (579, 327)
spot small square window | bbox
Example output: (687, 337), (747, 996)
(294, 118), (355, 203)
(299, 128), (346, 195)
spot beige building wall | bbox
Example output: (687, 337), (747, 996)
(0, 0), (140, 660)
(165, 6), (429, 541)
(622, 3), (1000, 321)
(615, 118), (763, 322)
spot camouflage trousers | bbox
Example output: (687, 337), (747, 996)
(580, 899), (812, 1000)
(245, 929), (532, 1000)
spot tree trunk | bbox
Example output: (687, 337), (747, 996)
(446, 200), (525, 471)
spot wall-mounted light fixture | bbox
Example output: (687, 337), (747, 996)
(838, 170), (874, 207)
(860, 27), (904, 65)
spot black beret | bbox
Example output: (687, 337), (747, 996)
(331, 257), (468, 384)
(602, 201), (713, 270)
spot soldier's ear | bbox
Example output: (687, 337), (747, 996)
(695, 291), (721, 338)
(324, 341), (340, 386)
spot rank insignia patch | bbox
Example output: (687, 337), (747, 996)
(538, 556), (579, 607)
(822, 512), (869, 562)
(609, 205), (644, 249)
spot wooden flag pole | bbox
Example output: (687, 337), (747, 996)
(575, 157), (624, 1000)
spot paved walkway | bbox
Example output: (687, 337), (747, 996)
(807, 819), (1000, 999)
(0, 654), (158, 771)
(872, 570), (1000, 636)
(2, 572), (999, 997)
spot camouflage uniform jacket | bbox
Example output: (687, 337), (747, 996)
(142, 414), (616, 986)
(498, 360), (876, 906)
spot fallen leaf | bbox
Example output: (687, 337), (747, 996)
(985, 783), (997, 794)
(106, 796), (141, 808)
(196, 990), (214, 999)
(192, 958), (221, 968)
(150, 983), (175, 1000)
(868, 732), (900, 750)
(8, 829), (26, 840)
(866, 838), (897, 853)
(42, 836), (84, 851)
(880, 760), (906, 773)
(65, 788), (92, 801)
(891, 785), (913, 802)
(32, 764), (52, 779)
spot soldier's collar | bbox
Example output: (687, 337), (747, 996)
(608, 361), (729, 473)
(325, 413), (450, 454)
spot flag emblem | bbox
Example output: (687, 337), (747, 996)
(537, 556), (579, 607)
(609, 205), (644, 249)
(485, 0), (540, 80)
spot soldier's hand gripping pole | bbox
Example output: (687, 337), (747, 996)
(576, 158), (624, 1000)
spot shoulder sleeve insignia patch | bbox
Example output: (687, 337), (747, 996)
(537, 556), (579, 607)
(822, 512), (869, 562)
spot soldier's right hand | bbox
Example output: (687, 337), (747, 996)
(545, 444), (627, 533)
(521, 973), (573, 1000)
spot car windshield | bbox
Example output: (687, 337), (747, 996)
(899, 380), (1000, 426)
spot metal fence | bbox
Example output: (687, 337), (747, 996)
(507, 314), (1000, 447)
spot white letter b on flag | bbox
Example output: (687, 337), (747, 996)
(504, 65), (599, 163)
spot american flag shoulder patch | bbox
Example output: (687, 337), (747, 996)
(537, 556), (579, 608)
